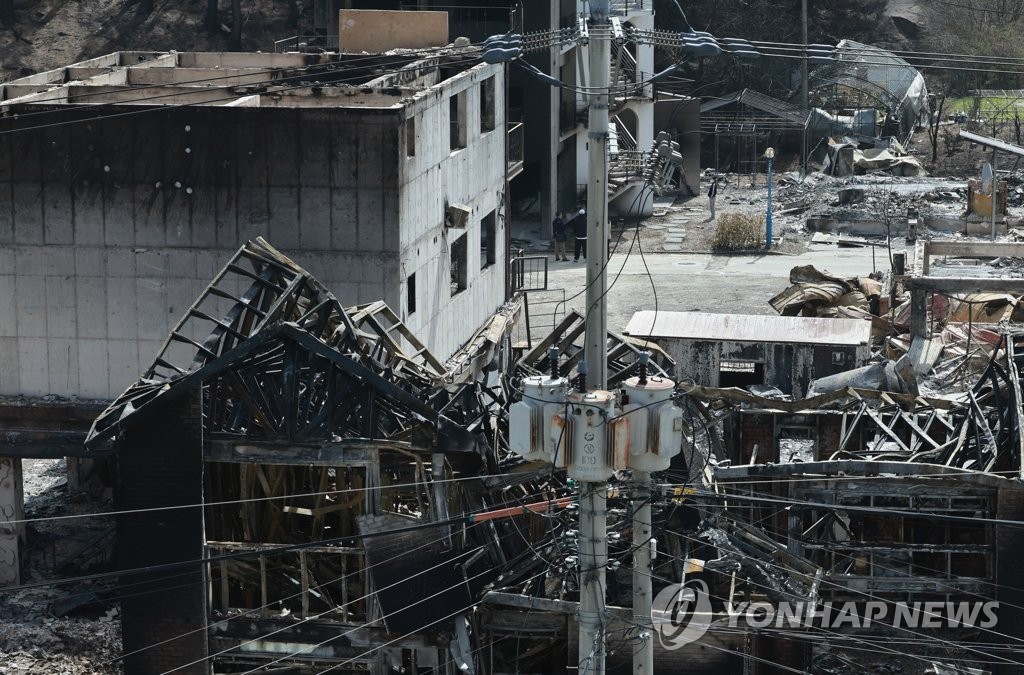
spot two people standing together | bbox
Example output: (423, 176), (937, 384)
(552, 208), (588, 262)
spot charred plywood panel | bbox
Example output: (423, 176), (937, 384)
(719, 340), (765, 363)
(358, 513), (484, 635)
(662, 340), (719, 388)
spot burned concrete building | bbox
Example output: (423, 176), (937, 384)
(0, 47), (513, 400)
(0, 45), (518, 587)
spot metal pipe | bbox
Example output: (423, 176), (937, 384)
(765, 149), (775, 249)
(992, 149), (998, 241)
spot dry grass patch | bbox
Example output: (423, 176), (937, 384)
(712, 212), (766, 251)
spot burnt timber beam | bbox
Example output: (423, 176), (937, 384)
(483, 591), (635, 620)
(714, 460), (1010, 488)
(906, 277), (1024, 294)
(0, 400), (109, 458)
(209, 616), (436, 659)
(206, 439), (414, 465)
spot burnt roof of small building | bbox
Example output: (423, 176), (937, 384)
(0, 48), (485, 111)
(625, 310), (873, 346)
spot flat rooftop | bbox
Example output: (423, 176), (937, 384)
(0, 48), (481, 110)
(625, 310), (873, 347)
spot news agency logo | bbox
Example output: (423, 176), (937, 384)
(651, 580), (714, 649)
(724, 600), (999, 631)
(652, 585), (1000, 650)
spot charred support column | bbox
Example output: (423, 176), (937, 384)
(910, 288), (928, 339)
(118, 388), (208, 674)
(0, 457), (24, 585)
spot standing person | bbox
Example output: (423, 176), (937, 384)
(552, 211), (568, 261)
(706, 176), (719, 222)
(572, 208), (587, 262)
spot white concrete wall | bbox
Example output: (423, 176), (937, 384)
(397, 63), (508, 361)
(0, 107), (402, 399)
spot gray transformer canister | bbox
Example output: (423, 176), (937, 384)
(621, 375), (682, 473)
(509, 376), (570, 466)
(566, 389), (625, 482)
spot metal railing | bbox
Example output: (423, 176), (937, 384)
(611, 115), (638, 151)
(612, 46), (638, 91)
(609, 0), (648, 14)
(513, 288), (567, 352)
(510, 254), (548, 293)
(273, 35), (339, 53)
(610, 149), (650, 178)
(507, 122), (524, 165)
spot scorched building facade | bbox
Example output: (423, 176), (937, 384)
(0, 48), (511, 400)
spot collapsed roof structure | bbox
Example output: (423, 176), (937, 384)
(79, 234), (1024, 674)
(809, 40), (929, 143)
(84, 238), (669, 674)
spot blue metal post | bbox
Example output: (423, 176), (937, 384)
(765, 155), (774, 249)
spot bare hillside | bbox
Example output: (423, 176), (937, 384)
(1, 0), (313, 81)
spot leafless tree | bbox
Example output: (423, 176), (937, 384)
(928, 93), (946, 165)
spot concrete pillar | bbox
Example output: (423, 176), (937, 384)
(0, 457), (25, 585)
(528, 1), (561, 240)
(910, 288), (928, 339)
(629, 11), (656, 159)
(632, 11), (655, 103)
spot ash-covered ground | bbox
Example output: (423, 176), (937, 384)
(1, 459), (120, 675)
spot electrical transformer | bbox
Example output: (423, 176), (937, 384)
(509, 375), (570, 465)
(621, 374), (683, 473)
(565, 389), (625, 482)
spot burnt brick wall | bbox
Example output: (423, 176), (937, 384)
(738, 413), (776, 465)
(817, 415), (842, 460)
(117, 387), (209, 675)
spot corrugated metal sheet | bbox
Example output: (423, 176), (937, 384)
(624, 311), (872, 347)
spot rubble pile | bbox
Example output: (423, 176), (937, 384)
(1, 461), (120, 675)
(773, 172), (974, 233)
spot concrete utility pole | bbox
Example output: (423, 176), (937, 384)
(801, 0), (809, 178)
(580, 2), (611, 673)
(584, 3), (611, 391)
(631, 471), (653, 675)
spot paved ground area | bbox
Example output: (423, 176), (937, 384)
(522, 243), (890, 336)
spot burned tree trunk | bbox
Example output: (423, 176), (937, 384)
(287, 0), (300, 28)
(929, 93), (946, 165)
(0, 0), (14, 26)
(229, 0), (241, 50)
(205, 0), (219, 33)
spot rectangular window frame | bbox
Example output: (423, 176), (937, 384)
(480, 77), (496, 133)
(450, 91), (467, 151)
(480, 210), (496, 269)
(450, 235), (468, 296)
